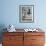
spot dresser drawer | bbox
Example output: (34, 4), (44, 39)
(3, 35), (23, 44)
(3, 32), (23, 36)
(31, 44), (44, 46)
(3, 36), (23, 46)
(32, 36), (45, 44)
(24, 32), (44, 36)
(3, 42), (23, 46)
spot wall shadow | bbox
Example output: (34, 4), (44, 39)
(0, 24), (7, 43)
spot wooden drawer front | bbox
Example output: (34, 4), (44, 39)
(3, 32), (23, 36)
(24, 32), (44, 36)
(24, 36), (44, 46)
(3, 36), (23, 44)
(32, 36), (45, 44)
(3, 43), (23, 46)
(3, 44), (15, 46)
(31, 44), (44, 46)
(3, 36), (23, 46)
(24, 36), (32, 46)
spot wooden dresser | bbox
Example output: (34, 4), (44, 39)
(2, 29), (45, 46)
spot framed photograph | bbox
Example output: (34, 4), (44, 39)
(19, 5), (34, 23)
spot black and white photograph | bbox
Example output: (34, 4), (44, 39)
(19, 5), (34, 23)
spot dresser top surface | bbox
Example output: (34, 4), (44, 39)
(3, 29), (45, 33)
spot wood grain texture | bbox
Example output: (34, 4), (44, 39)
(24, 32), (45, 46)
(2, 32), (23, 46)
(2, 30), (45, 46)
